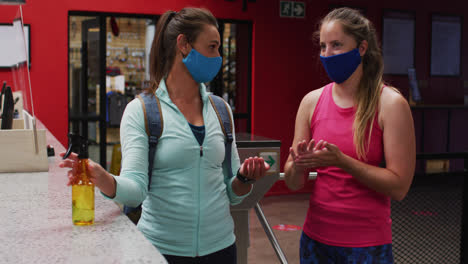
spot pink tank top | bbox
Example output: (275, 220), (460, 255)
(303, 83), (391, 247)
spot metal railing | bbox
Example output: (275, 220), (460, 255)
(255, 172), (317, 264)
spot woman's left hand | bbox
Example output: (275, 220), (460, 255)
(295, 140), (345, 168)
(239, 156), (271, 181)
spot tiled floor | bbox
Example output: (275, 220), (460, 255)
(247, 193), (310, 264)
(245, 177), (464, 264)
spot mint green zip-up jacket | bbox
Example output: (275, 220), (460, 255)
(107, 80), (249, 257)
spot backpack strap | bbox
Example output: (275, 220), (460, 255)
(137, 93), (163, 188)
(208, 94), (234, 177)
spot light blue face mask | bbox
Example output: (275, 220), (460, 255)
(320, 48), (362, 84)
(182, 48), (222, 83)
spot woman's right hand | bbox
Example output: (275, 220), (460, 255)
(59, 152), (116, 197)
(59, 151), (80, 186)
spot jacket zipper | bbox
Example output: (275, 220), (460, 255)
(195, 140), (203, 256)
(195, 100), (207, 256)
(172, 96), (205, 256)
(196, 103), (206, 256)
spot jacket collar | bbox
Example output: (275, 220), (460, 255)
(155, 79), (210, 104)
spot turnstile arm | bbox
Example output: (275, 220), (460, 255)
(254, 203), (289, 264)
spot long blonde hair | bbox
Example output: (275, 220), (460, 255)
(320, 8), (384, 160)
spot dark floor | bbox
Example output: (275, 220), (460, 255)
(247, 193), (309, 264)
(246, 179), (464, 264)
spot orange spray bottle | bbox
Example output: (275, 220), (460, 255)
(63, 133), (94, 225)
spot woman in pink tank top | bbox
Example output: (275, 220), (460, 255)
(284, 8), (416, 264)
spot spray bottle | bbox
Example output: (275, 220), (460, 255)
(63, 133), (94, 225)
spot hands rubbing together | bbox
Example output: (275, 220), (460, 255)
(290, 139), (344, 170)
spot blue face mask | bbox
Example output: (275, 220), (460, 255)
(320, 48), (362, 84)
(182, 48), (222, 83)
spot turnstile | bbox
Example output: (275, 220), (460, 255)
(231, 133), (287, 264)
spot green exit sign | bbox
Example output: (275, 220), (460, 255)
(280, 1), (305, 18)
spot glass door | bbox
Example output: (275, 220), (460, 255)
(69, 16), (107, 167)
(210, 20), (252, 133)
(69, 13), (155, 169)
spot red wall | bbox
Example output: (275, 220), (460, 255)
(1, 0), (467, 195)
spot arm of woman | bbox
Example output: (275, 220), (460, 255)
(284, 89), (322, 190)
(106, 99), (151, 206)
(60, 99), (150, 203)
(223, 105), (269, 202)
(350, 88), (416, 200)
(314, 88), (416, 201)
(223, 135), (252, 204)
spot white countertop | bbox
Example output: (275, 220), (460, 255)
(0, 120), (167, 263)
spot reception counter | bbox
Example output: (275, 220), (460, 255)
(0, 121), (167, 263)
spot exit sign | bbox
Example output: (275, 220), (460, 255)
(280, 1), (305, 18)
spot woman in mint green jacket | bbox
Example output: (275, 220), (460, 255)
(60, 7), (270, 264)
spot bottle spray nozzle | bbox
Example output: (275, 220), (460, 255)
(63, 133), (89, 160)
(63, 133), (77, 159)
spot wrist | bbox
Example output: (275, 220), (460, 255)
(292, 162), (306, 174)
(102, 172), (117, 198)
(232, 176), (253, 196)
(236, 169), (256, 184)
(337, 152), (351, 171)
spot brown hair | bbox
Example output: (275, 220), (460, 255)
(319, 7), (385, 160)
(147, 7), (218, 94)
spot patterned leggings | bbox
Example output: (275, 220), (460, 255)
(300, 232), (394, 264)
